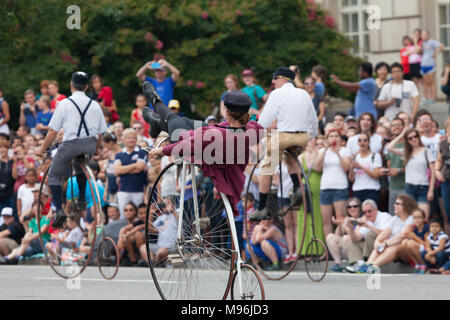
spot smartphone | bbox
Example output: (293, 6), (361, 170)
(24, 103), (30, 109)
(151, 62), (162, 70)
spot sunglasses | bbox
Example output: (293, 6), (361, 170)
(272, 76), (290, 81)
(407, 135), (418, 141)
(362, 210), (373, 214)
(347, 205), (359, 209)
(358, 139), (369, 143)
(124, 208), (135, 212)
(304, 82), (315, 85)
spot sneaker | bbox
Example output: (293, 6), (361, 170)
(419, 265), (427, 274)
(283, 255), (296, 264)
(248, 207), (269, 222)
(142, 107), (162, 139)
(266, 263), (280, 271)
(52, 209), (67, 229)
(329, 263), (345, 272)
(345, 264), (357, 273)
(355, 263), (371, 274)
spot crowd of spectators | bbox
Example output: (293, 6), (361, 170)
(0, 33), (450, 274)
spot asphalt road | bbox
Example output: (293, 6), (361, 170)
(1, 265), (449, 300)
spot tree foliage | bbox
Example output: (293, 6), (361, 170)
(0, 0), (361, 127)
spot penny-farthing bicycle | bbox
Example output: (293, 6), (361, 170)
(144, 138), (265, 300)
(37, 152), (120, 280)
(244, 145), (328, 282)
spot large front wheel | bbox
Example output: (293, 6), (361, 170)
(145, 161), (236, 300)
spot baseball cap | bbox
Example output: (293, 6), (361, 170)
(345, 115), (357, 123)
(241, 69), (254, 77)
(205, 115), (217, 123)
(1, 207), (13, 217)
(224, 91), (252, 113)
(168, 99), (180, 109)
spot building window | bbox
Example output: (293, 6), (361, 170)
(439, 3), (450, 65)
(340, 0), (370, 57)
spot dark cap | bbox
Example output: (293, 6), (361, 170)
(224, 91), (252, 113)
(345, 115), (356, 123)
(241, 69), (254, 77)
(272, 67), (295, 80)
(71, 71), (89, 86)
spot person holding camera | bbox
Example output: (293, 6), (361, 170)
(377, 63), (420, 122)
(356, 194), (416, 273)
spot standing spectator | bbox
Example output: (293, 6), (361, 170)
(346, 112), (383, 156)
(333, 113), (347, 136)
(311, 65), (327, 97)
(346, 200), (393, 273)
(132, 122), (153, 148)
(420, 219), (450, 271)
(435, 117), (450, 234)
(357, 194), (416, 273)
(112, 121), (125, 147)
(0, 208), (25, 257)
(440, 61), (450, 114)
(418, 111), (441, 163)
(387, 128), (435, 220)
(48, 81), (67, 111)
(377, 63), (420, 122)
(0, 145), (15, 215)
(420, 30), (444, 103)
(19, 90), (39, 134)
(241, 69), (268, 121)
(220, 74), (240, 120)
(35, 80), (50, 100)
(315, 129), (352, 236)
(348, 133), (383, 205)
(89, 74), (119, 122)
(409, 28), (424, 95)
(400, 36), (413, 80)
(397, 111), (412, 129)
(326, 198), (364, 272)
(304, 76), (326, 133)
(0, 88), (11, 134)
(386, 117), (407, 214)
(130, 94), (150, 138)
(373, 62), (390, 118)
(114, 128), (148, 217)
(297, 139), (325, 258)
(35, 95), (53, 135)
(330, 62), (377, 120)
(136, 58), (181, 107)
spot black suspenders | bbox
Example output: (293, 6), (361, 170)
(67, 98), (93, 137)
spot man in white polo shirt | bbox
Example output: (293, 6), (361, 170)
(250, 67), (318, 220)
(376, 63), (420, 122)
(37, 72), (107, 229)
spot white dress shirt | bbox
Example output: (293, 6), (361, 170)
(49, 91), (108, 142)
(258, 83), (318, 138)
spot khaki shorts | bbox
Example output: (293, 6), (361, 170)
(0, 237), (20, 253)
(260, 131), (309, 176)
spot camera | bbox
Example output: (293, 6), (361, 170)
(395, 98), (402, 108)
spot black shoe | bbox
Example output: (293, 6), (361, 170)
(0, 257), (8, 265)
(143, 81), (163, 107)
(74, 201), (87, 212)
(290, 189), (303, 208)
(142, 107), (162, 139)
(52, 209), (67, 229)
(6, 257), (19, 265)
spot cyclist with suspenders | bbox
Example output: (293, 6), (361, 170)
(36, 72), (107, 229)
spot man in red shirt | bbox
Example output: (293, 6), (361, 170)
(48, 81), (67, 111)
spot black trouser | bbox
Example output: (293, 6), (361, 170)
(153, 100), (206, 142)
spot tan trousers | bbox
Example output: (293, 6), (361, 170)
(348, 231), (377, 264)
(260, 131), (309, 176)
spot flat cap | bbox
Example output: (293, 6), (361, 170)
(224, 91), (252, 113)
(72, 71), (89, 86)
(272, 66), (295, 80)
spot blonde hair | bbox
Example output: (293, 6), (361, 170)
(122, 128), (137, 138)
(39, 95), (51, 107)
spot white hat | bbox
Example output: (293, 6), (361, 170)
(1, 207), (13, 216)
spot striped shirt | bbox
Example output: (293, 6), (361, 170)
(428, 231), (450, 253)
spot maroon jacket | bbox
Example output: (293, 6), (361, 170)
(163, 121), (263, 216)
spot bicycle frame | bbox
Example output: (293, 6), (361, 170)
(176, 160), (245, 299)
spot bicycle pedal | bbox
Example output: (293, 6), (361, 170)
(168, 254), (184, 267)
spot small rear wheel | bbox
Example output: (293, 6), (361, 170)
(230, 264), (265, 300)
(304, 238), (328, 283)
(97, 236), (120, 280)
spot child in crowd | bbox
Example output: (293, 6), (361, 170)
(130, 94), (151, 138)
(35, 95), (53, 135)
(16, 169), (38, 221)
(405, 208), (430, 273)
(420, 219), (450, 272)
